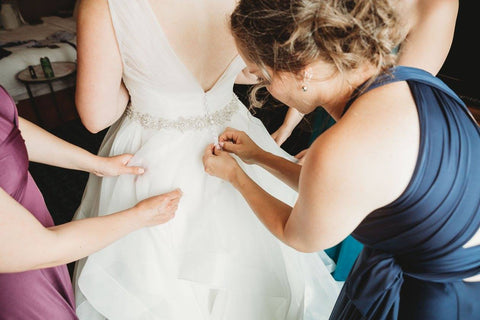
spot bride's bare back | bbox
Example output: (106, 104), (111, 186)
(148, 0), (238, 92)
(75, 0), (238, 133)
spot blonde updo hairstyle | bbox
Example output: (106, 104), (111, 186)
(231, 0), (408, 107)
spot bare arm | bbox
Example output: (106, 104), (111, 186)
(230, 165), (294, 240)
(247, 150), (301, 191)
(212, 126), (369, 251)
(19, 117), (143, 176)
(0, 188), (181, 272)
(205, 83), (419, 252)
(204, 137), (360, 252)
(271, 107), (305, 146)
(398, 0), (458, 75)
(76, 0), (129, 133)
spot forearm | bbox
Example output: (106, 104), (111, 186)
(0, 187), (142, 272)
(272, 108), (305, 146)
(4, 210), (140, 272)
(283, 107), (304, 129)
(398, 0), (458, 75)
(19, 117), (102, 173)
(39, 210), (140, 269)
(254, 151), (302, 191)
(231, 168), (292, 243)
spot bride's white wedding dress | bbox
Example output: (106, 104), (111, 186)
(73, 0), (339, 319)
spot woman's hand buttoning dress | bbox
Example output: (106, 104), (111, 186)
(72, 0), (340, 319)
(204, 0), (480, 319)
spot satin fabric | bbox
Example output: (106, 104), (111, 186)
(0, 86), (77, 319)
(330, 67), (480, 320)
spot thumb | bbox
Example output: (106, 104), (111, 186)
(123, 165), (145, 175)
(118, 153), (134, 165)
(165, 188), (183, 200)
(117, 154), (145, 174)
(213, 145), (225, 156)
(204, 143), (215, 157)
(221, 141), (240, 153)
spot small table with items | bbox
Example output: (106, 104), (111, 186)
(16, 61), (77, 126)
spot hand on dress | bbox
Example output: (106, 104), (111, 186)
(93, 154), (145, 177)
(134, 189), (183, 227)
(218, 128), (263, 165)
(203, 143), (240, 182)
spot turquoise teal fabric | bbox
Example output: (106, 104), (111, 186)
(324, 236), (363, 281)
(308, 107), (336, 145)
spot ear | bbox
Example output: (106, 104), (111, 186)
(303, 67), (313, 81)
(295, 67), (313, 81)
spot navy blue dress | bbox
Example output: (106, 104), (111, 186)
(329, 67), (480, 320)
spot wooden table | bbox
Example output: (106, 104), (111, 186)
(16, 61), (76, 126)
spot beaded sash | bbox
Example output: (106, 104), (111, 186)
(125, 95), (240, 132)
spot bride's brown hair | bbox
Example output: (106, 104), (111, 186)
(231, 0), (407, 107)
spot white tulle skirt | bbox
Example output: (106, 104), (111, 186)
(73, 100), (340, 320)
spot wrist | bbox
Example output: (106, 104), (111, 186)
(229, 165), (245, 188)
(249, 147), (267, 164)
(254, 150), (273, 166)
(123, 206), (144, 231)
(90, 155), (106, 176)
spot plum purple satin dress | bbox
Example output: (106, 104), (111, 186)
(0, 86), (77, 319)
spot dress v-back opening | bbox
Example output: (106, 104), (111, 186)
(142, 0), (240, 94)
(74, 1), (340, 319)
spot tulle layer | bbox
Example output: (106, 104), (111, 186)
(73, 104), (339, 320)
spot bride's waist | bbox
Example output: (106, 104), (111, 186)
(124, 95), (240, 132)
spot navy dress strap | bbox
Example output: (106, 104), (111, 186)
(343, 67), (471, 115)
(330, 66), (480, 320)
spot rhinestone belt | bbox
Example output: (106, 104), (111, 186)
(124, 95), (240, 132)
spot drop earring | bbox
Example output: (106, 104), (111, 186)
(301, 69), (313, 92)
